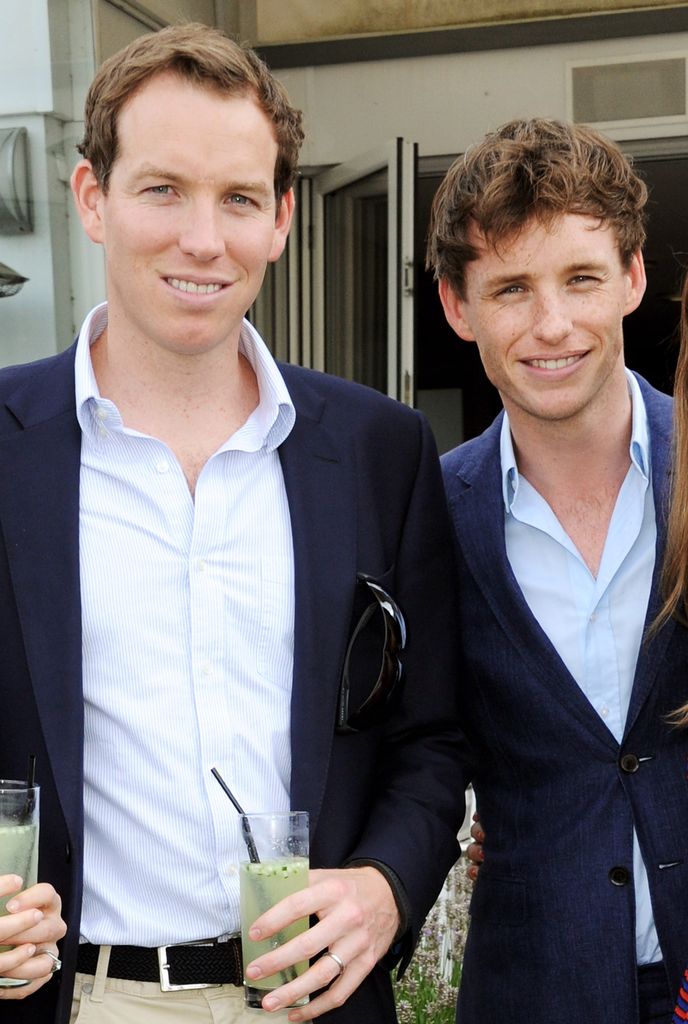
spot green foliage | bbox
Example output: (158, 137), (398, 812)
(393, 860), (471, 1024)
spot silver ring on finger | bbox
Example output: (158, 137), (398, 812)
(323, 950), (345, 978)
(37, 949), (61, 974)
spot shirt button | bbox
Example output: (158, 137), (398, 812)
(95, 408), (107, 421)
(156, 460), (169, 474)
(198, 559), (207, 573)
(201, 662), (212, 676)
(609, 866), (630, 886)
(600, 706), (610, 718)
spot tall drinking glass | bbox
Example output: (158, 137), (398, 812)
(0, 780), (39, 988)
(239, 810), (309, 1009)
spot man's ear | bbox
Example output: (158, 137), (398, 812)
(70, 160), (105, 245)
(268, 188), (295, 264)
(438, 278), (477, 342)
(623, 249), (647, 317)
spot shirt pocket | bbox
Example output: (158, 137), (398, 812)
(469, 871), (527, 926)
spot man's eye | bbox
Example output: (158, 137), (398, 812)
(498, 285), (523, 296)
(229, 194), (252, 206)
(147, 185), (172, 195)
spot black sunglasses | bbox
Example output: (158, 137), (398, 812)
(336, 574), (407, 734)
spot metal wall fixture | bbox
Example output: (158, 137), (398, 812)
(0, 127), (33, 234)
(0, 261), (28, 298)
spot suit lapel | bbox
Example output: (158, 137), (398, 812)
(278, 367), (357, 833)
(624, 376), (675, 733)
(446, 421), (618, 749)
(0, 348), (83, 834)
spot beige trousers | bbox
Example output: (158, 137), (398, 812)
(69, 946), (300, 1024)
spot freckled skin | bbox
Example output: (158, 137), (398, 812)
(439, 214), (646, 438)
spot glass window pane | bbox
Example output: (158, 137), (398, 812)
(323, 171), (388, 392)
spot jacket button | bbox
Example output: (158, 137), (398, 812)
(609, 866), (630, 886)
(620, 754), (640, 773)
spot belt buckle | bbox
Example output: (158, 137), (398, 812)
(157, 940), (221, 992)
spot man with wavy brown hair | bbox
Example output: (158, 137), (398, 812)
(0, 21), (464, 1024)
(427, 118), (688, 1024)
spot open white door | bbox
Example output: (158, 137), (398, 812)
(307, 139), (417, 404)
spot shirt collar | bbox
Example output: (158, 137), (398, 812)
(237, 318), (295, 451)
(74, 303), (296, 451)
(500, 368), (651, 513)
(74, 302), (109, 438)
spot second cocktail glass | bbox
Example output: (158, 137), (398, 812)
(0, 780), (40, 987)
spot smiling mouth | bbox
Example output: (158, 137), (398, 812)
(166, 277), (224, 295)
(526, 355), (581, 370)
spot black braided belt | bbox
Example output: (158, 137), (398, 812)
(76, 939), (243, 990)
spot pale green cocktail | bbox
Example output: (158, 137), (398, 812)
(0, 824), (38, 918)
(240, 856), (309, 1007)
(0, 781), (40, 988)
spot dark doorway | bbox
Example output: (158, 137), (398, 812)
(624, 155), (687, 393)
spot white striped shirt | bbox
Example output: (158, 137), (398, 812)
(75, 303), (296, 944)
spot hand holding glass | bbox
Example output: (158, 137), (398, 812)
(0, 780), (39, 988)
(239, 810), (309, 1009)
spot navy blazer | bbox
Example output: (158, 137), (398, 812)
(442, 374), (688, 1024)
(0, 345), (465, 1024)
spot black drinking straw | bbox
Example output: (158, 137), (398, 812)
(210, 767), (261, 864)
(23, 754), (37, 820)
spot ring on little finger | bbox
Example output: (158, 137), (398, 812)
(323, 951), (345, 979)
(36, 949), (61, 974)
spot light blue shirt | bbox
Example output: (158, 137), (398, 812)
(75, 303), (296, 945)
(501, 370), (660, 965)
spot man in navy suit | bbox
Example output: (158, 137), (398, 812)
(0, 23), (464, 1024)
(426, 118), (688, 1024)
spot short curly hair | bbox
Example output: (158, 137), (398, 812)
(426, 118), (648, 298)
(77, 22), (304, 201)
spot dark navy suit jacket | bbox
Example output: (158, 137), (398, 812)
(0, 345), (465, 1024)
(442, 374), (688, 1024)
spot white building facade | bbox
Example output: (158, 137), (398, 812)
(1, 1), (687, 446)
